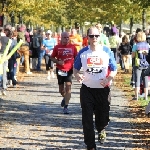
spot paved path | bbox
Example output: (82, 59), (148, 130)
(0, 71), (136, 150)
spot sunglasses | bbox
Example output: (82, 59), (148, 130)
(88, 35), (100, 38)
(63, 37), (69, 39)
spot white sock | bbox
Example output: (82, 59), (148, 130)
(47, 71), (50, 76)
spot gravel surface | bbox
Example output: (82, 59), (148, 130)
(0, 72), (135, 150)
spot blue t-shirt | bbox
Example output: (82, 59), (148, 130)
(132, 44), (137, 52)
(43, 38), (56, 50)
(132, 42), (150, 52)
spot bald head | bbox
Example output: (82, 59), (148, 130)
(61, 32), (69, 45)
(61, 32), (69, 37)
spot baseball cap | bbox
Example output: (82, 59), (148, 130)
(46, 30), (52, 34)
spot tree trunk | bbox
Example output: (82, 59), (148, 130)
(3, 15), (7, 26)
(142, 9), (146, 31)
(130, 17), (133, 34)
(119, 19), (123, 35)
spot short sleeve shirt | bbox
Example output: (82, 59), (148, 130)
(132, 44), (137, 52)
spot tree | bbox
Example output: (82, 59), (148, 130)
(131, 0), (150, 30)
(0, 0), (149, 31)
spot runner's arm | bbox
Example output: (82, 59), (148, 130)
(50, 47), (64, 65)
(73, 68), (84, 83)
(50, 56), (59, 64)
(73, 68), (80, 78)
(41, 40), (46, 50)
(107, 71), (117, 81)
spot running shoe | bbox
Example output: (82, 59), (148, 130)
(51, 71), (55, 78)
(47, 75), (50, 80)
(61, 98), (65, 107)
(98, 129), (106, 144)
(26, 71), (32, 75)
(1, 90), (6, 96)
(63, 108), (69, 114)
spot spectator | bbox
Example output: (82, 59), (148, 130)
(0, 28), (9, 95)
(118, 35), (132, 73)
(109, 32), (119, 60)
(132, 31), (149, 100)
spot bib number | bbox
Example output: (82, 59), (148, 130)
(87, 56), (103, 68)
(58, 70), (68, 76)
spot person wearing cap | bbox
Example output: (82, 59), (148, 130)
(41, 30), (56, 79)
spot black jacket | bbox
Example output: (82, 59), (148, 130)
(119, 43), (132, 55)
(0, 36), (9, 54)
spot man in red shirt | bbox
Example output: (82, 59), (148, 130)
(51, 32), (77, 114)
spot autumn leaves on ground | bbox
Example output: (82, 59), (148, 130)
(16, 65), (150, 149)
(114, 68), (150, 150)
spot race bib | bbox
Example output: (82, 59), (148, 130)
(58, 70), (68, 76)
(87, 56), (103, 68)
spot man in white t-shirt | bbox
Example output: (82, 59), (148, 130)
(73, 27), (117, 150)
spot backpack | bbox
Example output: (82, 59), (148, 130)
(17, 31), (25, 44)
(135, 42), (149, 68)
(119, 43), (131, 55)
(146, 36), (150, 45)
(32, 35), (40, 48)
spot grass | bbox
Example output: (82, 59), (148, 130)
(123, 73), (150, 107)
(116, 68), (150, 149)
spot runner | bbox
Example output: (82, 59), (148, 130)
(41, 30), (56, 80)
(51, 32), (77, 114)
(69, 28), (82, 52)
(73, 27), (117, 150)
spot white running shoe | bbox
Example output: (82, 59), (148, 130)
(47, 75), (50, 80)
(51, 72), (55, 78)
(1, 90), (6, 96)
(14, 76), (17, 81)
(9, 80), (12, 86)
(26, 71), (32, 75)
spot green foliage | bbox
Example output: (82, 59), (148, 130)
(0, 0), (149, 29)
(131, 0), (150, 8)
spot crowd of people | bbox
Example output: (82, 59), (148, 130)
(0, 22), (150, 150)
